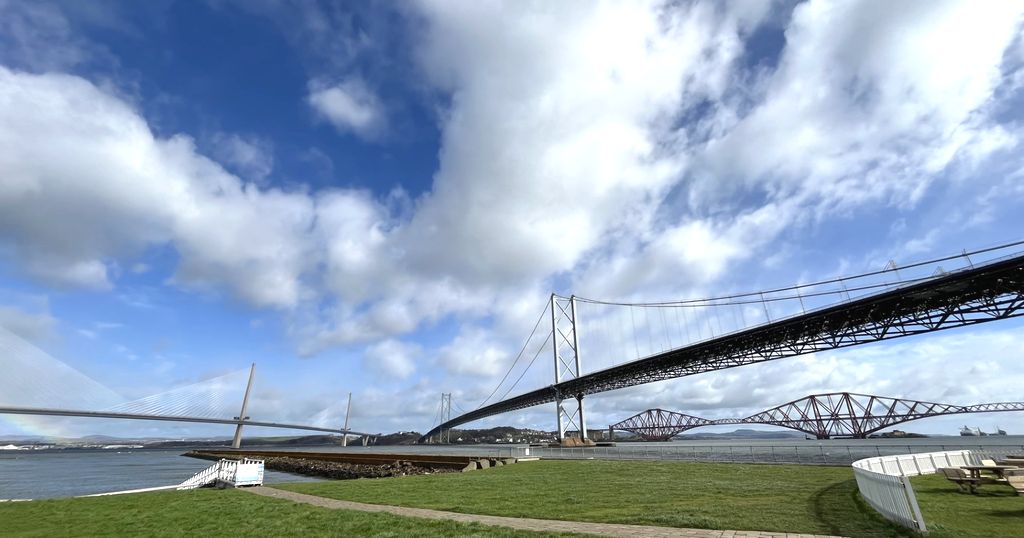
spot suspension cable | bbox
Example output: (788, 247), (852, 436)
(571, 239), (1024, 307)
(476, 302), (551, 409)
(498, 330), (552, 402)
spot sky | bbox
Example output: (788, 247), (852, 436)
(1, 0), (1024, 440)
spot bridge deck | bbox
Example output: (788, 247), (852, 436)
(421, 252), (1024, 441)
(0, 406), (369, 437)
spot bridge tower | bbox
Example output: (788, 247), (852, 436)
(231, 363), (256, 449)
(441, 392), (452, 443)
(434, 392), (452, 443)
(341, 392), (353, 447)
(551, 294), (586, 441)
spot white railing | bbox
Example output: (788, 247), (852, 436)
(856, 449), (974, 476)
(177, 458), (264, 490)
(178, 460), (229, 490)
(460, 443), (1024, 465)
(851, 449), (975, 533)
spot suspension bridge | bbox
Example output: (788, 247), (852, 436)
(0, 327), (370, 447)
(608, 393), (1024, 441)
(422, 242), (1024, 443)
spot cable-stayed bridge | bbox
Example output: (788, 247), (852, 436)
(0, 329), (368, 447)
(609, 393), (1024, 441)
(422, 242), (1024, 442)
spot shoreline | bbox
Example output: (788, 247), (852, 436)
(183, 450), (462, 480)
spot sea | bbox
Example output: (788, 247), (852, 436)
(3, 437), (1024, 500)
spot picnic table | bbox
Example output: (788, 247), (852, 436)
(961, 465), (1018, 480)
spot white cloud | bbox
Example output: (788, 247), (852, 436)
(437, 327), (512, 378)
(295, 1), (774, 352)
(697, 0), (1023, 212)
(0, 66), (316, 308)
(0, 1), (94, 71)
(0, 304), (55, 344)
(363, 339), (420, 380)
(208, 132), (274, 183)
(403, 0), (754, 288)
(307, 77), (385, 138)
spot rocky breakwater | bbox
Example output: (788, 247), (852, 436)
(259, 455), (453, 479)
(183, 450), (461, 480)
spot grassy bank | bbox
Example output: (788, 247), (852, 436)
(0, 489), (574, 537)
(910, 473), (1023, 538)
(279, 459), (907, 537)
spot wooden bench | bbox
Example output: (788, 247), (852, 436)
(1007, 469), (1024, 495)
(940, 467), (982, 493)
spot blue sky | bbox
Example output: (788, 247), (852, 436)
(1, 0), (1024, 439)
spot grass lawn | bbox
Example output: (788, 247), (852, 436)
(910, 473), (1024, 538)
(278, 459), (908, 537)
(0, 488), (576, 538)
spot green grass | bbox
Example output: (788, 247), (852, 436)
(910, 474), (1024, 538)
(0, 488), (574, 537)
(278, 460), (908, 537)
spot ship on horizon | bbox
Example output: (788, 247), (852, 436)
(960, 425), (1007, 436)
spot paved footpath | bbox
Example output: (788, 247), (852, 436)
(246, 486), (843, 538)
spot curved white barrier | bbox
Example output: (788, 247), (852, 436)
(851, 449), (974, 533)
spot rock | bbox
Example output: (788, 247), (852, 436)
(253, 456), (456, 481)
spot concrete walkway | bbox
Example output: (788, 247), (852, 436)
(245, 486), (843, 538)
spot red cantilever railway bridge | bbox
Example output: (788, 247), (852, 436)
(609, 392), (1024, 440)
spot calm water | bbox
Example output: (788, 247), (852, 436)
(0, 448), (322, 500)
(4, 437), (1023, 500)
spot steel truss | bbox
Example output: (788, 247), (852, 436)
(609, 393), (1024, 440)
(419, 253), (1024, 442)
(608, 408), (717, 441)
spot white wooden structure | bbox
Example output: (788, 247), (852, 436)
(851, 449), (975, 533)
(178, 458), (264, 490)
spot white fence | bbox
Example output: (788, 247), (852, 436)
(447, 442), (1024, 465)
(851, 449), (976, 533)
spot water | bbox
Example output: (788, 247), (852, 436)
(0, 448), (322, 500)
(4, 437), (1023, 500)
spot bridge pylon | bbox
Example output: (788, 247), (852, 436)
(551, 294), (587, 441)
(231, 363), (256, 449)
(341, 392), (352, 447)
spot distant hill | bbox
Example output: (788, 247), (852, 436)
(374, 431), (422, 445)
